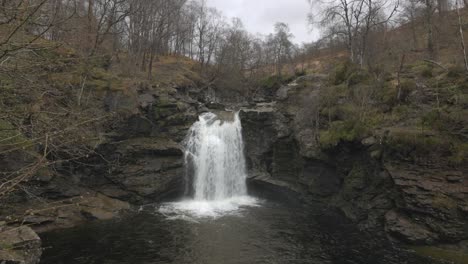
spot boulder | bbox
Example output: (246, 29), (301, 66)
(0, 225), (41, 264)
(16, 193), (130, 233)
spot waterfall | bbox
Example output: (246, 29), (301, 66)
(184, 112), (247, 200)
(159, 111), (258, 218)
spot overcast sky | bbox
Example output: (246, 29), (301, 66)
(206, 0), (318, 44)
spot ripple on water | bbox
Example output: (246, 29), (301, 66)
(158, 196), (261, 220)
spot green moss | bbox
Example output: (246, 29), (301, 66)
(385, 129), (452, 162)
(390, 105), (411, 122)
(258, 75), (294, 90)
(432, 194), (458, 212)
(88, 79), (111, 91)
(449, 143), (468, 165)
(410, 61), (433, 78)
(319, 120), (369, 149)
(0, 241), (13, 250)
(379, 78), (417, 106)
(330, 60), (357, 85)
(421, 66), (433, 78)
(347, 70), (371, 86)
(411, 246), (468, 264)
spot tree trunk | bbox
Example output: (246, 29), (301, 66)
(456, 0), (468, 72)
(87, 0), (95, 52)
(425, 0), (436, 59)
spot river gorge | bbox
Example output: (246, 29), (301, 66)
(1, 74), (466, 264)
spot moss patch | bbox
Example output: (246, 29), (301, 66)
(411, 246), (468, 264)
(319, 120), (369, 149)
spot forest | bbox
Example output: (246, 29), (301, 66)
(0, 1), (467, 264)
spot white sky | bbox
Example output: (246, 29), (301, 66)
(206, 0), (319, 44)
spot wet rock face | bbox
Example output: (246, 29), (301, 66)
(385, 210), (438, 244)
(240, 78), (343, 199)
(0, 225), (42, 264)
(5, 193), (130, 234)
(65, 84), (201, 204)
(72, 91), (197, 203)
(385, 164), (468, 244)
(96, 138), (185, 203)
(240, 74), (468, 248)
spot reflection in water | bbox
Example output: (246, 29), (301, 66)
(40, 201), (440, 264)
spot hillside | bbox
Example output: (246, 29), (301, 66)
(0, 3), (468, 264)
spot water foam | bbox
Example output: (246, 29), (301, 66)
(159, 196), (260, 219)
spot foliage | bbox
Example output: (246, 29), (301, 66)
(384, 129), (454, 163)
(258, 74), (294, 90)
(447, 65), (465, 78)
(319, 120), (370, 149)
(330, 60), (357, 85)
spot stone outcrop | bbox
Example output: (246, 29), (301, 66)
(241, 75), (344, 200)
(93, 137), (185, 203)
(0, 225), (41, 264)
(240, 74), (468, 249)
(1, 80), (208, 238)
(385, 164), (468, 244)
(4, 192), (130, 234)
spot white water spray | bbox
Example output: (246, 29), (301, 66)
(159, 112), (258, 218)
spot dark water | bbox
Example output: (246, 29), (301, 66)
(40, 200), (439, 264)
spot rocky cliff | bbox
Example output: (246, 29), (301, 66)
(0, 63), (215, 263)
(241, 74), (468, 253)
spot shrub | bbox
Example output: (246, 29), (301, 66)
(447, 65), (465, 78)
(319, 120), (369, 149)
(258, 74), (294, 90)
(385, 130), (452, 163)
(421, 65), (433, 78)
(330, 60), (358, 85)
(347, 70), (371, 86)
(294, 69), (306, 77)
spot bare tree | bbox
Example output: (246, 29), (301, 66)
(270, 22), (294, 76)
(0, 0), (57, 60)
(456, 0), (468, 72)
(422, 0), (437, 59)
(400, 0), (423, 50)
(311, 0), (399, 67)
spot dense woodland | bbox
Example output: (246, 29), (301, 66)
(1, 0), (468, 200)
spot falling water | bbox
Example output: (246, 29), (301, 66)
(159, 111), (258, 218)
(184, 112), (247, 200)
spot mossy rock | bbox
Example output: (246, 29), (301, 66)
(342, 164), (369, 198)
(153, 106), (176, 120)
(259, 75), (295, 90)
(431, 194), (458, 213)
(449, 142), (468, 166)
(319, 120), (369, 149)
(411, 246), (468, 264)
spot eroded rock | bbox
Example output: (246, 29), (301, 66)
(385, 210), (438, 244)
